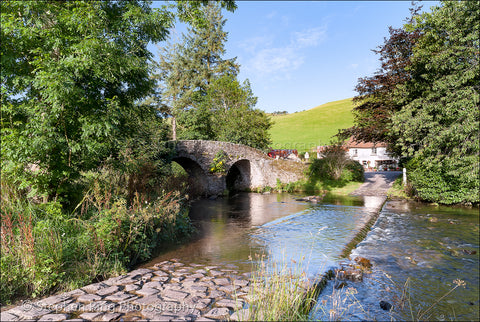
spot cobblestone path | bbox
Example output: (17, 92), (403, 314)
(1, 260), (251, 321)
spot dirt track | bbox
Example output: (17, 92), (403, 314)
(350, 171), (402, 197)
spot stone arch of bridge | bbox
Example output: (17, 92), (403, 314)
(226, 159), (251, 192)
(172, 156), (208, 196)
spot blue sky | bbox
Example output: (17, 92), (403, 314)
(151, 1), (438, 113)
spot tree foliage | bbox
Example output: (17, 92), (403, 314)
(0, 0), (236, 203)
(338, 5), (422, 147)
(313, 142), (354, 181)
(342, 1), (479, 204)
(156, 2), (271, 150)
(202, 75), (271, 150)
(157, 1), (238, 139)
(391, 1), (480, 204)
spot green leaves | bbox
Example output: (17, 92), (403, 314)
(1, 0), (186, 202)
(347, 1), (479, 204)
(404, 1), (480, 203)
(155, 1), (270, 150)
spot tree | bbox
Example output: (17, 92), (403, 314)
(0, 0), (236, 202)
(157, 2), (272, 149)
(390, 0), (479, 204)
(157, 1), (238, 140)
(342, 1), (479, 204)
(203, 75), (272, 150)
(338, 5), (422, 148)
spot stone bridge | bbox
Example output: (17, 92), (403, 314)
(172, 140), (305, 196)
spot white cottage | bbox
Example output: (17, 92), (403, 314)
(345, 138), (399, 171)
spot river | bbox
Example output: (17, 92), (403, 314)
(313, 199), (479, 321)
(143, 192), (479, 321)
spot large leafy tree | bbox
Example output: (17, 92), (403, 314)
(203, 75), (271, 150)
(390, 0), (479, 204)
(338, 5), (422, 148)
(157, 2), (271, 149)
(342, 1), (479, 204)
(0, 0), (236, 202)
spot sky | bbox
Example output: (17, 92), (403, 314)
(151, 1), (439, 114)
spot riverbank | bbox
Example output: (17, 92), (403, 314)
(0, 182), (194, 308)
(1, 173), (402, 321)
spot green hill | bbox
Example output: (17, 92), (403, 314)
(268, 98), (354, 152)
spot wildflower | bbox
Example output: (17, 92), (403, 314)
(453, 279), (466, 288)
(346, 287), (358, 295)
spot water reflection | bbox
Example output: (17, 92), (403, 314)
(142, 193), (312, 270)
(363, 196), (386, 210)
(142, 192), (379, 279)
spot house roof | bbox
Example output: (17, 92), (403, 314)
(345, 137), (388, 148)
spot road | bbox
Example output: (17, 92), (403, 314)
(350, 171), (402, 197)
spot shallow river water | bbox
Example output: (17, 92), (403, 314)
(313, 200), (479, 321)
(143, 192), (379, 274)
(143, 193), (479, 321)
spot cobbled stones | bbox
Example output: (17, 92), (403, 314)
(3, 259), (253, 321)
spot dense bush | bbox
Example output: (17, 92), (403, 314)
(343, 161), (365, 182)
(406, 157), (479, 205)
(0, 169), (193, 305)
(309, 158), (363, 183)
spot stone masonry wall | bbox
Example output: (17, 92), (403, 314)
(173, 140), (306, 195)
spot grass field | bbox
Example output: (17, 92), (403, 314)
(268, 98), (354, 152)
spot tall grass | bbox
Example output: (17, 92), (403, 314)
(240, 254), (322, 321)
(0, 166), (193, 305)
(381, 273), (467, 321)
(314, 270), (468, 321)
(1, 183), (68, 302)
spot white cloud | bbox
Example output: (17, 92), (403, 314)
(250, 47), (303, 78)
(241, 26), (327, 80)
(266, 11), (277, 19)
(237, 35), (273, 54)
(291, 27), (326, 48)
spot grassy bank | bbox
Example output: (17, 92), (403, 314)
(269, 98), (354, 152)
(251, 177), (362, 196)
(0, 170), (193, 305)
(387, 177), (414, 200)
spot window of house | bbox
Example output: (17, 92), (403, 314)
(371, 147), (377, 155)
(353, 149), (358, 156)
